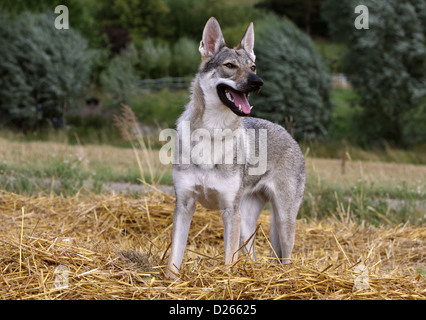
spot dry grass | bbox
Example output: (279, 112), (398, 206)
(0, 190), (424, 300)
(308, 157), (425, 190)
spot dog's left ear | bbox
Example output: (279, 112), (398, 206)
(236, 22), (255, 61)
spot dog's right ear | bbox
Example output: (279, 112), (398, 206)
(199, 17), (226, 59)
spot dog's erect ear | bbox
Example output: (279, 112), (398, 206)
(199, 17), (226, 59)
(236, 22), (255, 61)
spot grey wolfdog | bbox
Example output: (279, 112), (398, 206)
(165, 17), (305, 278)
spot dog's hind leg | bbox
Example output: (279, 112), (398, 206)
(269, 204), (282, 259)
(239, 193), (266, 260)
(270, 179), (304, 264)
(166, 195), (196, 278)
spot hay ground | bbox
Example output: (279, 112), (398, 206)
(0, 190), (424, 300)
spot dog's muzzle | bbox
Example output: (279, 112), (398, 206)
(217, 74), (263, 117)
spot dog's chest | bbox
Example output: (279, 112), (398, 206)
(176, 166), (242, 210)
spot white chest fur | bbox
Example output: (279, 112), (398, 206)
(173, 166), (241, 210)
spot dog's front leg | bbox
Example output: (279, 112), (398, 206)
(221, 208), (241, 265)
(166, 196), (196, 278)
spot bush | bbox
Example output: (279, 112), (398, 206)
(251, 15), (332, 140)
(100, 44), (140, 105)
(138, 39), (171, 78)
(0, 12), (93, 129)
(170, 37), (199, 77)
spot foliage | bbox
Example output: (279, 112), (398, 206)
(256, 0), (328, 37)
(322, 0), (426, 146)
(102, 25), (132, 55)
(138, 39), (171, 78)
(314, 41), (348, 73)
(170, 37), (200, 77)
(0, 12), (93, 129)
(129, 89), (189, 128)
(95, 0), (169, 47)
(100, 45), (140, 105)
(0, 0), (101, 46)
(327, 88), (362, 141)
(252, 15), (332, 140)
(161, 0), (260, 42)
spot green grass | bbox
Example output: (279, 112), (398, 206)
(300, 157), (425, 226)
(1, 154), (95, 195)
(0, 153), (172, 196)
(301, 175), (424, 226)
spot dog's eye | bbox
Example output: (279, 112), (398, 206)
(224, 63), (236, 69)
(250, 65), (256, 72)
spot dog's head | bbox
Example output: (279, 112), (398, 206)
(198, 17), (263, 117)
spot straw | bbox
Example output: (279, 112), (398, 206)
(0, 190), (424, 300)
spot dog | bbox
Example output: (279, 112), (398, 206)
(165, 17), (305, 278)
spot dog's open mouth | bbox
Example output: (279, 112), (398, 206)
(217, 84), (253, 116)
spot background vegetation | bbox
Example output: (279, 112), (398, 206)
(323, 0), (426, 147)
(1, 0), (425, 145)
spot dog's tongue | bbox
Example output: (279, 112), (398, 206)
(230, 88), (251, 114)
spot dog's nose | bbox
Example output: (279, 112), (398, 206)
(248, 74), (263, 90)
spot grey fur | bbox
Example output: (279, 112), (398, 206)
(165, 17), (305, 278)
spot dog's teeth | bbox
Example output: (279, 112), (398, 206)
(226, 91), (234, 103)
(238, 104), (242, 111)
(250, 106), (253, 110)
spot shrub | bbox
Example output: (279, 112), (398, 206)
(170, 37), (199, 77)
(0, 12), (93, 129)
(251, 15), (332, 140)
(100, 44), (140, 105)
(138, 39), (171, 78)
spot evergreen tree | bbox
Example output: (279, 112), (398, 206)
(252, 15), (332, 140)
